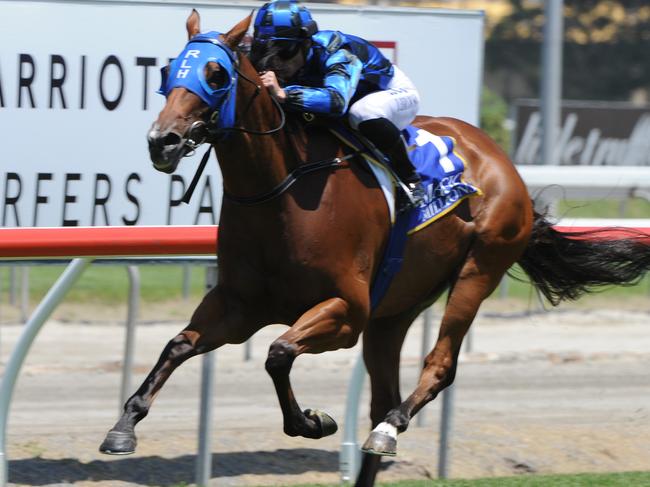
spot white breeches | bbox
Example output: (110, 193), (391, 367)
(348, 66), (420, 130)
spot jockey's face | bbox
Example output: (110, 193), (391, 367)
(250, 38), (309, 84)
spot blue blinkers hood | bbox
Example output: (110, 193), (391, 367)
(158, 32), (238, 129)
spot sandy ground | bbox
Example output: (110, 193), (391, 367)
(0, 302), (649, 486)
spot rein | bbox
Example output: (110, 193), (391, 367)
(221, 66), (286, 137)
(223, 150), (360, 205)
(179, 51), (362, 206)
(182, 144), (363, 206)
(181, 65), (286, 153)
(180, 62), (287, 204)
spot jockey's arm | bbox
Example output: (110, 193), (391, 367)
(283, 49), (362, 116)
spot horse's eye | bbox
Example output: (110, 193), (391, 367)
(205, 66), (228, 90)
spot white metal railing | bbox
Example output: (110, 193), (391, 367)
(517, 165), (650, 201)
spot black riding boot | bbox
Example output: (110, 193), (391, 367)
(358, 118), (425, 205)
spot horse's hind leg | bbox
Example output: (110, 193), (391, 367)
(265, 297), (366, 439)
(355, 312), (416, 487)
(99, 286), (256, 455)
(362, 242), (522, 456)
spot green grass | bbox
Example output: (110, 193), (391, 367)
(0, 265), (207, 304)
(2, 260), (649, 308)
(504, 263), (650, 301)
(287, 471), (650, 486)
(558, 198), (650, 219)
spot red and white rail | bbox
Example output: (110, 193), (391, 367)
(0, 226), (218, 258)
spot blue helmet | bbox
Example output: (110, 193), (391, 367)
(254, 1), (318, 41)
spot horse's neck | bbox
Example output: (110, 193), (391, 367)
(214, 66), (298, 201)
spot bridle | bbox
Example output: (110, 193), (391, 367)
(178, 51), (288, 203)
(181, 56), (287, 156)
(175, 45), (361, 206)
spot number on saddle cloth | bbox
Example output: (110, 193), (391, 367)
(364, 125), (482, 309)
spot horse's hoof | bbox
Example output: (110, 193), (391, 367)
(361, 431), (397, 456)
(304, 408), (338, 437)
(99, 429), (137, 455)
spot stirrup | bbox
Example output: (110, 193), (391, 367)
(396, 178), (425, 209)
(406, 180), (426, 207)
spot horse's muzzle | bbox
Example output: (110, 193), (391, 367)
(147, 128), (186, 174)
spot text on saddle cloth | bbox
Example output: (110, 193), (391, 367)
(338, 125), (482, 310)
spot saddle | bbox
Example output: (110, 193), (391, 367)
(298, 112), (482, 308)
(299, 113), (422, 211)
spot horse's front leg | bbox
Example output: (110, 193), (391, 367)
(266, 297), (366, 439)
(99, 286), (256, 455)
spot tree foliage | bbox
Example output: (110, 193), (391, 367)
(485, 0), (650, 102)
(480, 87), (511, 151)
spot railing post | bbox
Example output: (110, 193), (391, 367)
(196, 265), (218, 487)
(438, 384), (455, 479)
(0, 258), (91, 487)
(416, 307), (433, 427)
(182, 265), (191, 301)
(20, 267), (29, 323)
(8, 267), (17, 306)
(340, 353), (366, 483)
(119, 266), (140, 414)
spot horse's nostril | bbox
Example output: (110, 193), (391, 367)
(161, 132), (182, 148)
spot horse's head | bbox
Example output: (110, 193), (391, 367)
(148, 10), (251, 173)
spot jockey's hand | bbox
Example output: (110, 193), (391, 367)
(259, 71), (287, 102)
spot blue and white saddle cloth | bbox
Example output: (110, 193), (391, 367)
(332, 125), (482, 310)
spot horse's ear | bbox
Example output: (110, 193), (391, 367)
(222, 12), (253, 50)
(186, 9), (201, 40)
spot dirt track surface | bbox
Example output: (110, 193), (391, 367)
(1, 305), (649, 486)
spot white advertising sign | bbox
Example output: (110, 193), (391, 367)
(0, 0), (484, 227)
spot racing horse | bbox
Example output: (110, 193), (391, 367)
(100, 12), (650, 486)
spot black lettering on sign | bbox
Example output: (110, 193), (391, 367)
(62, 173), (81, 226)
(18, 54), (36, 108)
(99, 55), (124, 111)
(33, 173), (53, 226)
(136, 57), (157, 110)
(92, 173), (111, 226)
(0, 63), (5, 107)
(49, 55), (67, 109)
(3, 173), (21, 226)
(167, 175), (185, 225)
(80, 55), (87, 109)
(122, 173), (141, 225)
(194, 176), (216, 225)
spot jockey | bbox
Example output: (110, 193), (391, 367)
(250, 0), (424, 201)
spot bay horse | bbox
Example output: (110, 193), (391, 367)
(100, 12), (650, 486)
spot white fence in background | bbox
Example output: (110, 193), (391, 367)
(517, 165), (650, 203)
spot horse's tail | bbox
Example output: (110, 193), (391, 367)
(516, 210), (650, 305)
